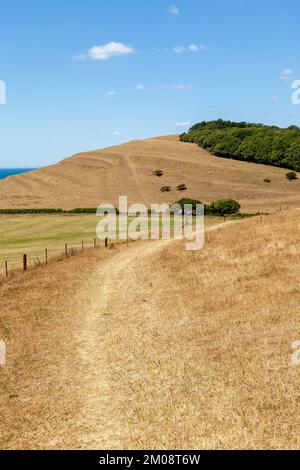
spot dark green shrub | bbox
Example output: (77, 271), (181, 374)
(160, 186), (171, 193)
(0, 208), (64, 214)
(174, 198), (201, 206)
(210, 198), (241, 216)
(153, 170), (164, 177)
(177, 184), (187, 191)
(263, 178), (271, 183)
(286, 171), (298, 180)
(173, 198), (201, 211)
(70, 208), (98, 214)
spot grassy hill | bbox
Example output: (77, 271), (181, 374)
(180, 119), (300, 171)
(0, 135), (300, 213)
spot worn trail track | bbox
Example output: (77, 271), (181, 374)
(68, 223), (228, 449)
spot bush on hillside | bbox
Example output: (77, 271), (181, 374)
(160, 186), (171, 192)
(172, 198), (202, 214)
(173, 198), (201, 208)
(153, 170), (164, 177)
(286, 171), (298, 181)
(209, 198), (241, 216)
(177, 184), (187, 191)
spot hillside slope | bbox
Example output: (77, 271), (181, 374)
(1, 135), (300, 212)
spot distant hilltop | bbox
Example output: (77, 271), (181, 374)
(0, 134), (299, 213)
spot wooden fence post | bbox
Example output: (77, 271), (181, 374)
(4, 261), (8, 278)
(23, 254), (27, 271)
(105, 237), (108, 248)
(65, 243), (68, 257)
(94, 238), (97, 249)
(82, 240), (84, 252)
(45, 248), (48, 264)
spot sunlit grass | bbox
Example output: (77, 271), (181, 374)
(0, 213), (223, 270)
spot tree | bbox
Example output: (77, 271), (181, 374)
(210, 199), (241, 216)
(180, 120), (300, 171)
(283, 143), (300, 171)
(173, 198), (201, 211)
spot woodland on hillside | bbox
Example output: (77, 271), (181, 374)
(180, 120), (300, 171)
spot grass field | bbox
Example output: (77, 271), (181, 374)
(1, 210), (300, 449)
(0, 214), (99, 272)
(0, 213), (222, 272)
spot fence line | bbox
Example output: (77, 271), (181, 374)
(2, 237), (108, 280)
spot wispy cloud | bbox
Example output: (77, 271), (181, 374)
(168, 4), (179, 15)
(136, 84), (192, 91)
(188, 44), (205, 52)
(136, 84), (148, 91)
(173, 44), (206, 54)
(170, 84), (192, 90)
(280, 68), (293, 81)
(75, 42), (135, 61)
(106, 90), (117, 96)
(173, 46), (186, 54)
(175, 121), (191, 128)
(113, 131), (121, 136)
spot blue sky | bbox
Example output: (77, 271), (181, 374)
(0, 0), (300, 167)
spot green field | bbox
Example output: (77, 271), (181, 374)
(0, 213), (224, 272)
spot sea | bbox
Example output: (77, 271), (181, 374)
(0, 168), (35, 180)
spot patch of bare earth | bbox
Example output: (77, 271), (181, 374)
(1, 212), (300, 449)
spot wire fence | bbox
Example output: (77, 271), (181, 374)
(1, 237), (108, 280)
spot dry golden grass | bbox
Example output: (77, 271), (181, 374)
(0, 136), (299, 212)
(0, 246), (121, 450)
(0, 211), (300, 449)
(94, 211), (300, 449)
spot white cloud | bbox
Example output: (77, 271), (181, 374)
(106, 90), (117, 96)
(189, 44), (206, 52)
(173, 45), (186, 54)
(113, 131), (121, 136)
(136, 84), (148, 91)
(280, 69), (293, 80)
(170, 84), (192, 90)
(136, 84), (192, 91)
(173, 44), (206, 54)
(168, 4), (179, 15)
(175, 121), (191, 128)
(75, 41), (135, 61)
(188, 44), (199, 52)
(272, 95), (279, 101)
